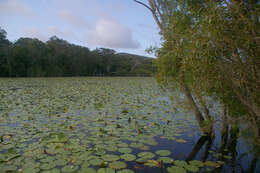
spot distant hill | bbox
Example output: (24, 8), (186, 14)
(0, 28), (155, 77)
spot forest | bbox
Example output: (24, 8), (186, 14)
(0, 28), (154, 77)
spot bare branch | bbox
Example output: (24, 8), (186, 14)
(151, 0), (165, 27)
(133, 0), (153, 12)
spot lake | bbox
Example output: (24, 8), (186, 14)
(0, 77), (259, 173)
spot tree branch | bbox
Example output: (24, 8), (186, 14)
(133, 0), (153, 12)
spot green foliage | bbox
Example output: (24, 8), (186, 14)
(154, 0), (260, 138)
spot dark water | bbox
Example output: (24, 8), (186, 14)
(125, 127), (260, 173)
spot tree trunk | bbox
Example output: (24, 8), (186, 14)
(195, 92), (211, 121)
(232, 84), (260, 118)
(221, 105), (229, 137)
(181, 73), (206, 133)
(251, 115), (260, 142)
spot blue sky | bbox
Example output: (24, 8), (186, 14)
(0, 0), (161, 57)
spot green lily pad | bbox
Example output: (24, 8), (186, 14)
(42, 132), (69, 143)
(0, 165), (17, 172)
(167, 166), (187, 173)
(137, 152), (155, 159)
(117, 169), (135, 173)
(109, 161), (127, 170)
(144, 160), (160, 167)
(89, 158), (104, 166)
(189, 160), (204, 167)
(174, 160), (188, 167)
(102, 154), (120, 162)
(106, 146), (118, 152)
(42, 168), (60, 173)
(97, 168), (115, 173)
(61, 165), (79, 173)
(120, 154), (136, 161)
(0, 148), (20, 163)
(54, 158), (67, 166)
(157, 157), (174, 164)
(40, 162), (56, 170)
(155, 150), (171, 156)
(204, 161), (220, 168)
(117, 143), (128, 148)
(184, 164), (199, 172)
(136, 157), (148, 163)
(79, 168), (97, 173)
(130, 143), (144, 148)
(118, 148), (132, 154)
(22, 167), (40, 173)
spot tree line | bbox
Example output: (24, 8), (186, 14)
(0, 28), (154, 77)
(135, 0), (260, 142)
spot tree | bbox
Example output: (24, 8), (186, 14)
(0, 28), (11, 76)
(134, 0), (211, 134)
(0, 29), (154, 77)
(134, 0), (260, 139)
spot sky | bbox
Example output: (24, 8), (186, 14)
(0, 0), (162, 57)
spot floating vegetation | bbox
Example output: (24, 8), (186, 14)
(102, 155), (120, 162)
(137, 152), (156, 160)
(109, 161), (127, 170)
(155, 150), (171, 156)
(0, 77), (257, 173)
(120, 154), (136, 161)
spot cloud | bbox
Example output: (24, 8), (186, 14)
(47, 26), (78, 40)
(0, 0), (33, 16)
(58, 10), (89, 28)
(22, 26), (78, 42)
(88, 18), (140, 49)
(23, 27), (48, 41)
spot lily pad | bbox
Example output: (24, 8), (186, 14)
(42, 168), (60, 173)
(136, 157), (148, 163)
(42, 132), (69, 143)
(167, 166), (187, 173)
(137, 152), (155, 159)
(102, 154), (120, 162)
(40, 162), (56, 170)
(117, 169), (135, 173)
(204, 161), (220, 168)
(117, 143), (128, 148)
(189, 160), (204, 167)
(120, 154), (136, 161)
(174, 160), (188, 167)
(22, 167), (40, 173)
(89, 158), (104, 166)
(155, 150), (171, 156)
(144, 160), (160, 167)
(79, 168), (97, 173)
(109, 161), (127, 170)
(97, 168), (115, 173)
(184, 164), (199, 172)
(118, 148), (132, 154)
(61, 165), (79, 172)
(157, 157), (174, 164)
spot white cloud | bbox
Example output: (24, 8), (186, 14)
(23, 27), (48, 41)
(58, 9), (89, 28)
(22, 26), (79, 43)
(0, 0), (33, 16)
(88, 18), (140, 49)
(47, 26), (79, 41)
